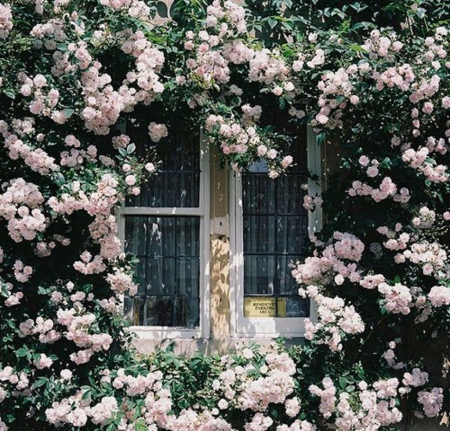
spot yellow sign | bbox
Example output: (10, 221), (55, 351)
(244, 297), (287, 318)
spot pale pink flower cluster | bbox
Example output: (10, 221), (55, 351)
(3, 290), (23, 307)
(402, 146), (449, 183)
(382, 341), (405, 370)
(205, 114), (251, 154)
(106, 268), (138, 296)
(359, 273), (385, 290)
(411, 206), (436, 229)
(87, 396), (117, 425)
(100, 0), (151, 21)
(315, 67), (355, 128)
(376, 225), (410, 253)
(309, 377), (336, 419)
(417, 388), (444, 418)
(0, 366), (29, 393)
(185, 31), (231, 88)
(60, 146), (97, 168)
(99, 296), (121, 314)
(244, 413), (273, 431)
(403, 241), (447, 278)
(276, 420), (316, 431)
(0, 178), (47, 242)
(348, 177), (399, 202)
(409, 74), (441, 104)
(311, 376), (403, 429)
(303, 193), (323, 211)
(362, 31), (404, 59)
(163, 409), (233, 431)
(284, 396), (301, 417)
(148, 122), (168, 142)
(31, 17), (67, 50)
(248, 49), (290, 88)
(401, 368), (429, 391)
(421, 32), (447, 69)
(237, 365), (295, 411)
(378, 282), (412, 315)
(293, 232), (364, 287)
(205, 110), (293, 176)
(34, 353), (53, 370)
(241, 104), (262, 126)
(0, 3), (12, 39)
(48, 174), (122, 267)
(212, 349), (300, 420)
(45, 391), (90, 428)
(372, 64), (415, 92)
(19, 316), (61, 344)
(119, 30), (165, 103)
(425, 135), (447, 155)
(222, 40), (255, 65)
(80, 64), (126, 135)
(108, 369), (190, 429)
(206, 0), (248, 35)
(73, 251), (106, 275)
(56, 307), (112, 364)
(428, 285), (450, 307)
(303, 294), (364, 351)
(89, 214), (121, 259)
(0, 118), (59, 175)
(13, 260), (33, 283)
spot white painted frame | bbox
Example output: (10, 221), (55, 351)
(118, 136), (210, 339)
(230, 127), (320, 337)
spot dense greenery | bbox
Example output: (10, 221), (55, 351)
(0, 0), (449, 429)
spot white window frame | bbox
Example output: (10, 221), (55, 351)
(230, 127), (320, 337)
(118, 136), (210, 339)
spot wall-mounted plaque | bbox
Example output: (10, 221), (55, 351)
(244, 297), (287, 318)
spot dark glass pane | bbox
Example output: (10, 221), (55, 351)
(285, 297), (310, 317)
(243, 215), (276, 253)
(147, 257), (175, 296)
(279, 174), (308, 213)
(244, 255), (275, 295)
(124, 215), (200, 327)
(125, 217), (147, 255)
(125, 108), (200, 208)
(242, 123), (309, 318)
(277, 256), (302, 295)
(142, 296), (200, 328)
(276, 216), (307, 253)
(243, 175), (275, 214)
(177, 258), (200, 296)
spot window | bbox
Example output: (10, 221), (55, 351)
(119, 107), (320, 340)
(119, 109), (210, 338)
(230, 126), (320, 337)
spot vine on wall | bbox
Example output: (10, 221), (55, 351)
(0, 0), (449, 429)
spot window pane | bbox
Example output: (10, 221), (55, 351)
(125, 107), (200, 208)
(124, 216), (200, 327)
(243, 215), (276, 253)
(242, 136), (309, 318)
(276, 215), (308, 253)
(244, 255), (275, 295)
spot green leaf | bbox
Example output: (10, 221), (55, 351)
(16, 347), (29, 358)
(338, 376), (347, 389)
(33, 377), (48, 389)
(134, 419), (148, 431)
(64, 108), (74, 117)
(127, 143), (136, 154)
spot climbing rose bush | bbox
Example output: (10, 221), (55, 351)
(0, 0), (449, 430)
